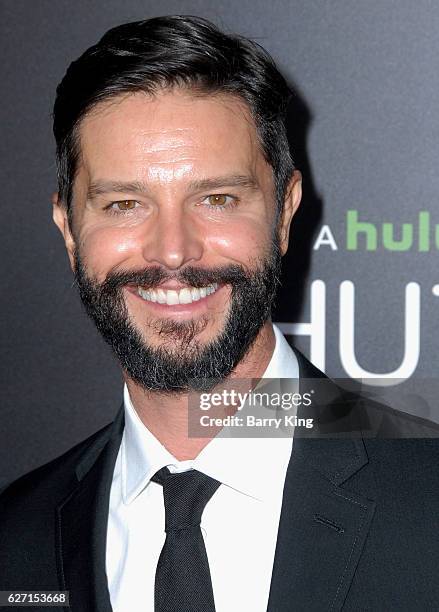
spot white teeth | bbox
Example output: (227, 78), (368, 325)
(166, 290), (179, 306)
(191, 288), (201, 301)
(137, 283), (218, 305)
(179, 288), (193, 304)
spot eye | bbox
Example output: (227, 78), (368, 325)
(107, 200), (140, 214)
(202, 194), (238, 209)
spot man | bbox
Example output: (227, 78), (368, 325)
(0, 15), (438, 612)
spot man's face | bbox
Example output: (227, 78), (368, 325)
(53, 89), (301, 392)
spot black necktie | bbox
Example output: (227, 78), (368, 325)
(151, 467), (221, 612)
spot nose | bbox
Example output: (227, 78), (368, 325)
(141, 203), (204, 269)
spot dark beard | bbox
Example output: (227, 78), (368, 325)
(72, 238), (282, 393)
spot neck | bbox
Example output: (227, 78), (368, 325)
(125, 321), (276, 460)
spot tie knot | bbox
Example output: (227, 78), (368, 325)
(151, 467), (220, 532)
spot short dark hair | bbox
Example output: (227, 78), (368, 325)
(53, 15), (294, 222)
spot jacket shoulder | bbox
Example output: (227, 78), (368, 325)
(0, 420), (114, 504)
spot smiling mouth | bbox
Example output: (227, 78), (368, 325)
(137, 283), (219, 305)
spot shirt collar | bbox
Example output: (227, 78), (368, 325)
(121, 323), (298, 504)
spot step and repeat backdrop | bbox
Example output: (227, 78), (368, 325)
(1, 0), (438, 484)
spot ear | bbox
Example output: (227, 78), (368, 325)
(278, 170), (302, 255)
(52, 192), (76, 271)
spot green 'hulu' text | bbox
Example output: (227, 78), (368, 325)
(346, 210), (439, 251)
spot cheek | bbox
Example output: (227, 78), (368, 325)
(205, 218), (272, 263)
(77, 225), (139, 277)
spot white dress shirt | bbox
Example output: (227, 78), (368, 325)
(106, 323), (299, 612)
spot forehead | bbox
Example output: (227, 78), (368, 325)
(77, 88), (267, 182)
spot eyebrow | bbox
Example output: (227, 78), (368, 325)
(86, 175), (259, 200)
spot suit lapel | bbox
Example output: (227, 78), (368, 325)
(267, 349), (376, 611)
(56, 407), (124, 612)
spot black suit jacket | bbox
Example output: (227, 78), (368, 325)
(1, 349), (439, 611)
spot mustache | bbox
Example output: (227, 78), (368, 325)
(98, 264), (252, 293)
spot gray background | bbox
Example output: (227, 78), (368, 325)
(1, 0), (438, 486)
